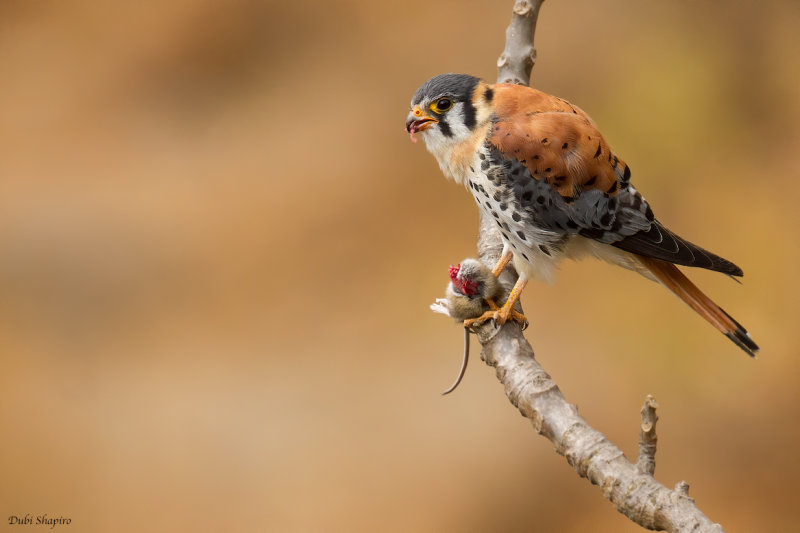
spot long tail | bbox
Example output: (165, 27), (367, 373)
(640, 257), (759, 357)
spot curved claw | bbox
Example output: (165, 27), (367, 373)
(508, 309), (529, 329)
(463, 307), (528, 329)
(463, 309), (498, 329)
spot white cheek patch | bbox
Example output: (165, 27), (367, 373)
(418, 102), (479, 182)
(446, 102), (472, 139)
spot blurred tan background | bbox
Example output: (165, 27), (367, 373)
(1, 0), (798, 531)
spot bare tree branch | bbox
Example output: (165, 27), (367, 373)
(473, 325), (723, 532)
(497, 0), (544, 85)
(465, 2), (726, 531)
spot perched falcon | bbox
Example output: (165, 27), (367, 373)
(407, 73), (758, 357)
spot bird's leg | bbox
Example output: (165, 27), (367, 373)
(478, 249), (520, 318)
(491, 250), (513, 277)
(465, 277), (528, 328)
(495, 278), (528, 324)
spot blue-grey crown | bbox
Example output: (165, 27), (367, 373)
(412, 73), (481, 105)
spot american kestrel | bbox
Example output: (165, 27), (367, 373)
(407, 73), (758, 357)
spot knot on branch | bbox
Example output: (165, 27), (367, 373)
(563, 425), (621, 477)
(513, 0), (533, 17)
(674, 481), (691, 499)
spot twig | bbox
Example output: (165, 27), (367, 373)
(637, 395), (659, 476)
(464, 1), (726, 531)
(497, 0), (544, 85)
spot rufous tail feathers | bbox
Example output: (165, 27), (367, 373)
(640, 257), (759, 357)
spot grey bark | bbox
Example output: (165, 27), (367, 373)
(466, 1), (726, 531)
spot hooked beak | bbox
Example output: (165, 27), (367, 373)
(406, 105), (438, 143)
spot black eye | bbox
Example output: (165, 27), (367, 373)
(437, 98), (452, 111)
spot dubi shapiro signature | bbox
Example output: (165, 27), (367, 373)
(8, 515), (71, 529)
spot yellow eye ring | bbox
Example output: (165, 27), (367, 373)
(430, 98), (453, 114)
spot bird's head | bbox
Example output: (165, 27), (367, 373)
(406, 74), (494, 150)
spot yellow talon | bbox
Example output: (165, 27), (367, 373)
(463, 307), (528, 329)
(463, 277), (529, 329)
